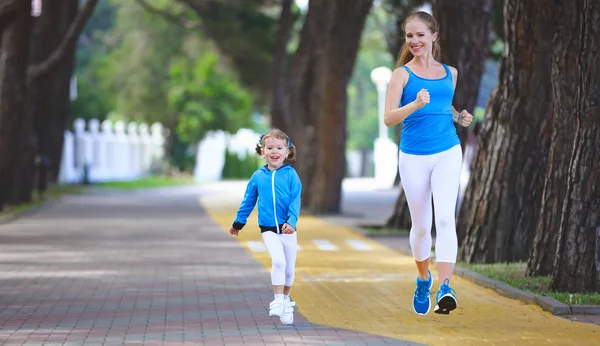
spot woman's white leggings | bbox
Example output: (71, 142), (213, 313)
(398, 144), (462, 263)
(262, 231), (298, 286)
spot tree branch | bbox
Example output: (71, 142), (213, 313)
(27, 0), (99, 83)
(134, 0), (201, 29)
(0, 0), (21, 18)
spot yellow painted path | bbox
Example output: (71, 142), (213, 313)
(201, 194), (599, 346)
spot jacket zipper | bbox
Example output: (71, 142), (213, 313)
(271, 170), (279, 233)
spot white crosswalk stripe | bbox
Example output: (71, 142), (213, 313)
(313, 239), (338, 251)
(246, 241), (267, 252)
(244, 239), (376, 253)
(345, 239), (373, 251)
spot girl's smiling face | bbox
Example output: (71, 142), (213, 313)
(262, 136), (289, 170)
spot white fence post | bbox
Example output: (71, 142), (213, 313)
(150, 122), (164, 171)
(100, 120), (114, 180)
(58, 131), (77, 184)
(58, 118), (167, 184)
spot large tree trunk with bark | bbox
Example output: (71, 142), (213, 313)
(269, 0), (293, 132)
(549, 0), (600, 293)
(287, 0), (373, 214)
(457, 0), (554, 263)
(30, 0), (79, 184)
(0, 1), (32, 210)
(525, 2), (576, 277)
(432, 0), (493, 152)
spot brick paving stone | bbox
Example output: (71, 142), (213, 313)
(0, 187), (420, 346)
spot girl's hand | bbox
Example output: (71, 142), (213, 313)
(459, 110), (473, 127)
(414, 89), (430, 108)
(229, 227), (240, 236)
(281, 223), (295, 234)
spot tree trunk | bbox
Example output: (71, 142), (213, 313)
(526, 6), (576, 277)
(30, 0), (79, 184)
(26, 0), (99, 83)
(288, 0), (373, 214)
(269, 0), (293, 132)
(456, 87), (496, 242)
(0, 1), (31, 210)
(457, 0), (554, 263)
(432, 0), (493, 153)
(549, 0), (600, 293)
(0, 0), (20, 18)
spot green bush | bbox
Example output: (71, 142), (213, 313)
(221, 149), (263, 179)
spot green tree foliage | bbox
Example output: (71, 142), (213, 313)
(169, 52), (253, 145)
(100, 0), (190, 125)
(72, 0), (257, 170)
(175, 0), (291, 106)
(70, 0), (118, 125)
(346, 6), (394, 152)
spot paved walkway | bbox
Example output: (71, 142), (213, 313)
(200, 180), (600, 345)
(0, 184), (416, 345)
(0, 180), (598, 345)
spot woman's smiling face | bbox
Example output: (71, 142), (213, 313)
(404, 19), (437, 57)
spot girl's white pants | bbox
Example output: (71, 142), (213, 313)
(399, 144), (462, 263)
(262, 232), (298, 286)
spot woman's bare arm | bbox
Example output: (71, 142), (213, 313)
(384, 68), (422, 127)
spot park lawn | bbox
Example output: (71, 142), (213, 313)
(363, 226), (410, 236)
(94, 175), (197, 190)
(460, 261), (600, 305)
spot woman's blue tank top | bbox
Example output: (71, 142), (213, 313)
(399, 64), (459, 155)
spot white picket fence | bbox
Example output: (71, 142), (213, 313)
(193, 128), (261, 181)
(58, 118), (165, 184)
(58, 120), (374, 184)
(192, 128), (374, 182)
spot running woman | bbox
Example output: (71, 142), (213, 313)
(383, 11), (473, 315)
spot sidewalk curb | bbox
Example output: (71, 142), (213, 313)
(347, 224), (599, 317)
(0, 197), (62, 226)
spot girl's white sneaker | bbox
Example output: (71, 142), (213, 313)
(269, 298), (284, 317)
(280, 300), (296, 325)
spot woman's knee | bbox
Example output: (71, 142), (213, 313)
(435, 215), (455, 233)
(411, 224), (430, 238)
(272, 259), (286, 272)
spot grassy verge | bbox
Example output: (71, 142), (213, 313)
(362, 225), (409, 236)
(94, 175), (197, 190)
(0, 184), (86, 217)
(459, 261), (600, 305)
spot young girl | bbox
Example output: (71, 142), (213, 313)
(384, 11), (473, 315)
(228, 128), (302, 325)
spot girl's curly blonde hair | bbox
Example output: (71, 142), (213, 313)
(255, 128), (296, 161)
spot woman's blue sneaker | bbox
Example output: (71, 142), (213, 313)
(434, 278), (457, 314)
(413, 270), (433, 315)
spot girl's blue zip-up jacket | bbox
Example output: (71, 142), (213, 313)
(232, 164), (302, 233)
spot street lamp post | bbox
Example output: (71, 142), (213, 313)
(370, 66), (398, 189)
